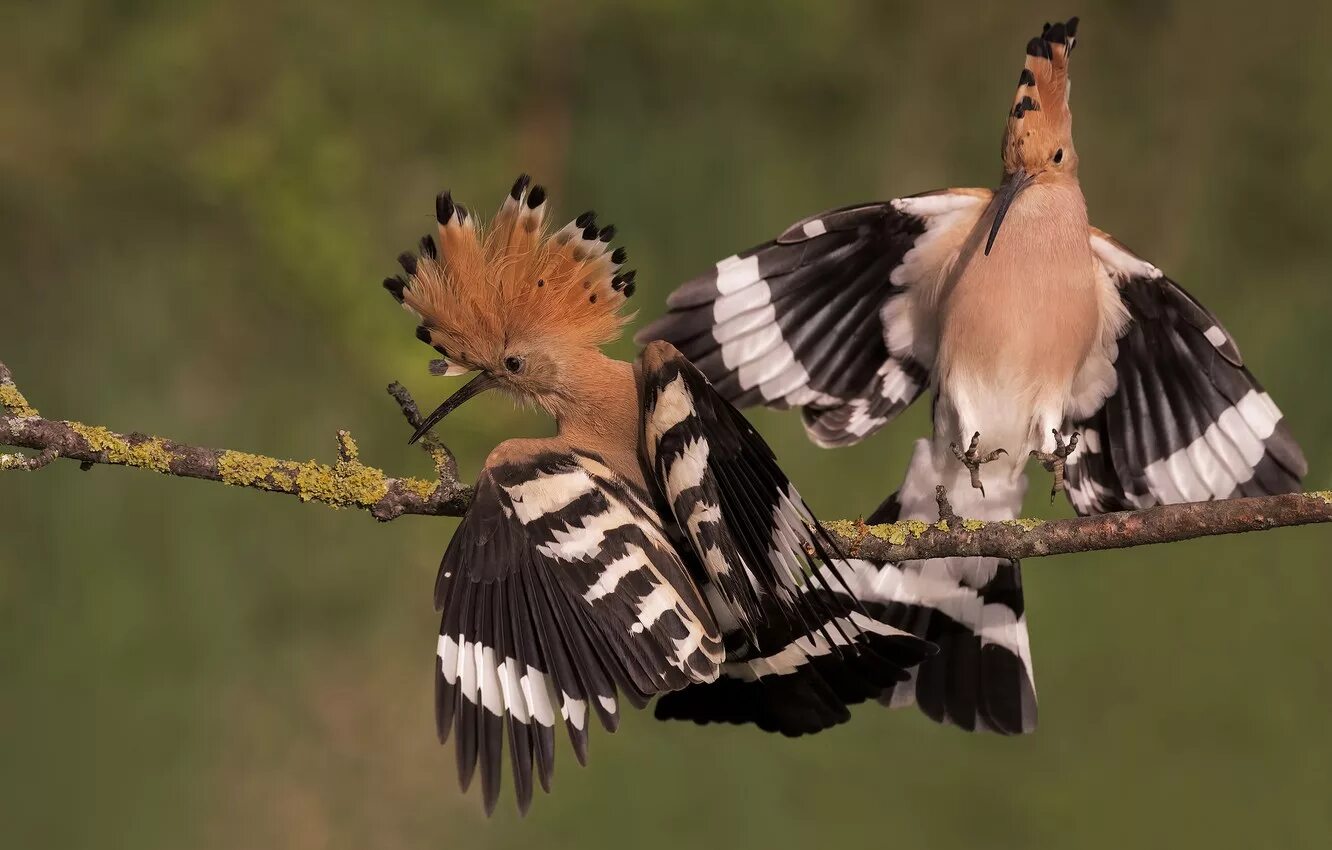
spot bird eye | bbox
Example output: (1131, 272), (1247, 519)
(1053, 148), (1064, 164)
(503, 356), (524, 373)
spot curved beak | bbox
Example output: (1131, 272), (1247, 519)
(408, 371), (500, 444)
(984, 168), (1034, 256)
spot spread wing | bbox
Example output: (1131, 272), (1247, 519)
(1065, 231), (1307, 514)
(636, 189), (991, 446)
(638, 341), (933, 733)
(435, 449), (722, 815)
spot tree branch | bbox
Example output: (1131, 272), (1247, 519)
(3, 357), (1328, 556)
(0, 359), (472, 521)
(824, 486), (1331, 561)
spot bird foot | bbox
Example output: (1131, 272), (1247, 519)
(949, 431), (1008, 497)
(1030, 429), (1079, 503)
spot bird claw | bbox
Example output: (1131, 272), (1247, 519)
(1030, 429), (1079, 503)
(949, 431), (1008, 497)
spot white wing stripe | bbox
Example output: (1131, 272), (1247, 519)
(1140, 390), (1281, 499)
(505, 470), (598, 523)
(715, 256), (762, 294)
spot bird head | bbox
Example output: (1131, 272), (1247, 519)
(987, 16), (1080, 255)
(383, 176), (636, 442)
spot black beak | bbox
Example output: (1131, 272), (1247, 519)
(408, 371), (500, 444)
(984, 169), (1032, 256)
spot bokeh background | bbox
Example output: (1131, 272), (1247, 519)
(3, 1), (1332, 847)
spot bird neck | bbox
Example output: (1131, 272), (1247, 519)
(995, 174), (1089, 244)
(546, 352), (644, 481)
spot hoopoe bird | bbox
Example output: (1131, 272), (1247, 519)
(639, 17), (1306, 735)
(384, 176), (933, 813)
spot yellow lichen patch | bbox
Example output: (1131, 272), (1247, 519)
(428, 447), (454, 475)
(292, 456), (390, 509)
(0, 382), (38, 418)
(69, 422), (172, 473)
(0, 453), (29, 470)
(220, 445), (401, 509)
(823, 519), (859, 539)
(403, 476), (438, 501)
(1313, 490), (1332, 506)
(336, 430), (360, 462)
(218, 451), (294, 491)
(1002, 517), (1045, 532)
(855, 519), (930, 546)
(935, 519), (949, 532)
(962, 518), (986, 531)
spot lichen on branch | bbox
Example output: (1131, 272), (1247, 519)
(0, 359), (472, 522)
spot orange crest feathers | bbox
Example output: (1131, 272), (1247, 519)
(383, 176), (637, 370)
(1003, 17), (1078, 174)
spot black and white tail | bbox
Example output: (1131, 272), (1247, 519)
(854, 439), (1038, 735)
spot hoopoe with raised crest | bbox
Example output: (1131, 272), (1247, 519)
(640, 17), (1306, 735)
(384, 176), (933, 814)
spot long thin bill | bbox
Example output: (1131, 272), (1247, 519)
(984, 171), (1029, 256)
(409, 371), (499, 444)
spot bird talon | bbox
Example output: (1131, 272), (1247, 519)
(1030, 429), (1079, 502)
(949, 431), (1008, 497)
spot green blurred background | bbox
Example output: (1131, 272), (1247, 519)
(3, 1), (1331, 847)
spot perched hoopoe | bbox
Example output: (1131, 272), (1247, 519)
(384, 177), (933, 813)
(640, 17), (1306, 735)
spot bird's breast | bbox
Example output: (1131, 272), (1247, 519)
(936, 194), (1100, 422)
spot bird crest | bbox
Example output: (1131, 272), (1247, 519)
(384, 175), (636, 375)
(1003, 17), (1078, 175)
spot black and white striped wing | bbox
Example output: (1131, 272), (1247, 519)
(639, 341), (933, 734)
(1065, 232), (1307, 514)
(636, 190), (991, 447)
(639, 340), (851, 632)
(436, 449), (722, 814)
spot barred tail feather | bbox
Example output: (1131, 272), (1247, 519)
(852, 439), (1038, 734)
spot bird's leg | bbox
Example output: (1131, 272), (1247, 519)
(949, 431), (1008, 497)
(1030, 429), (1079, 503)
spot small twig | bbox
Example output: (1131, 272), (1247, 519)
(388, 381), (459, 482)
(336, 430), (358, 464)
(934, 485), (960, 525)
(0, 446), (58, 471)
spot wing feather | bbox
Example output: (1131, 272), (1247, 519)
(434, 450), (722, 814)
(638, 190), (991, 447)
(1067, 232), (1305, 513)
(639, 341), (934, 735)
